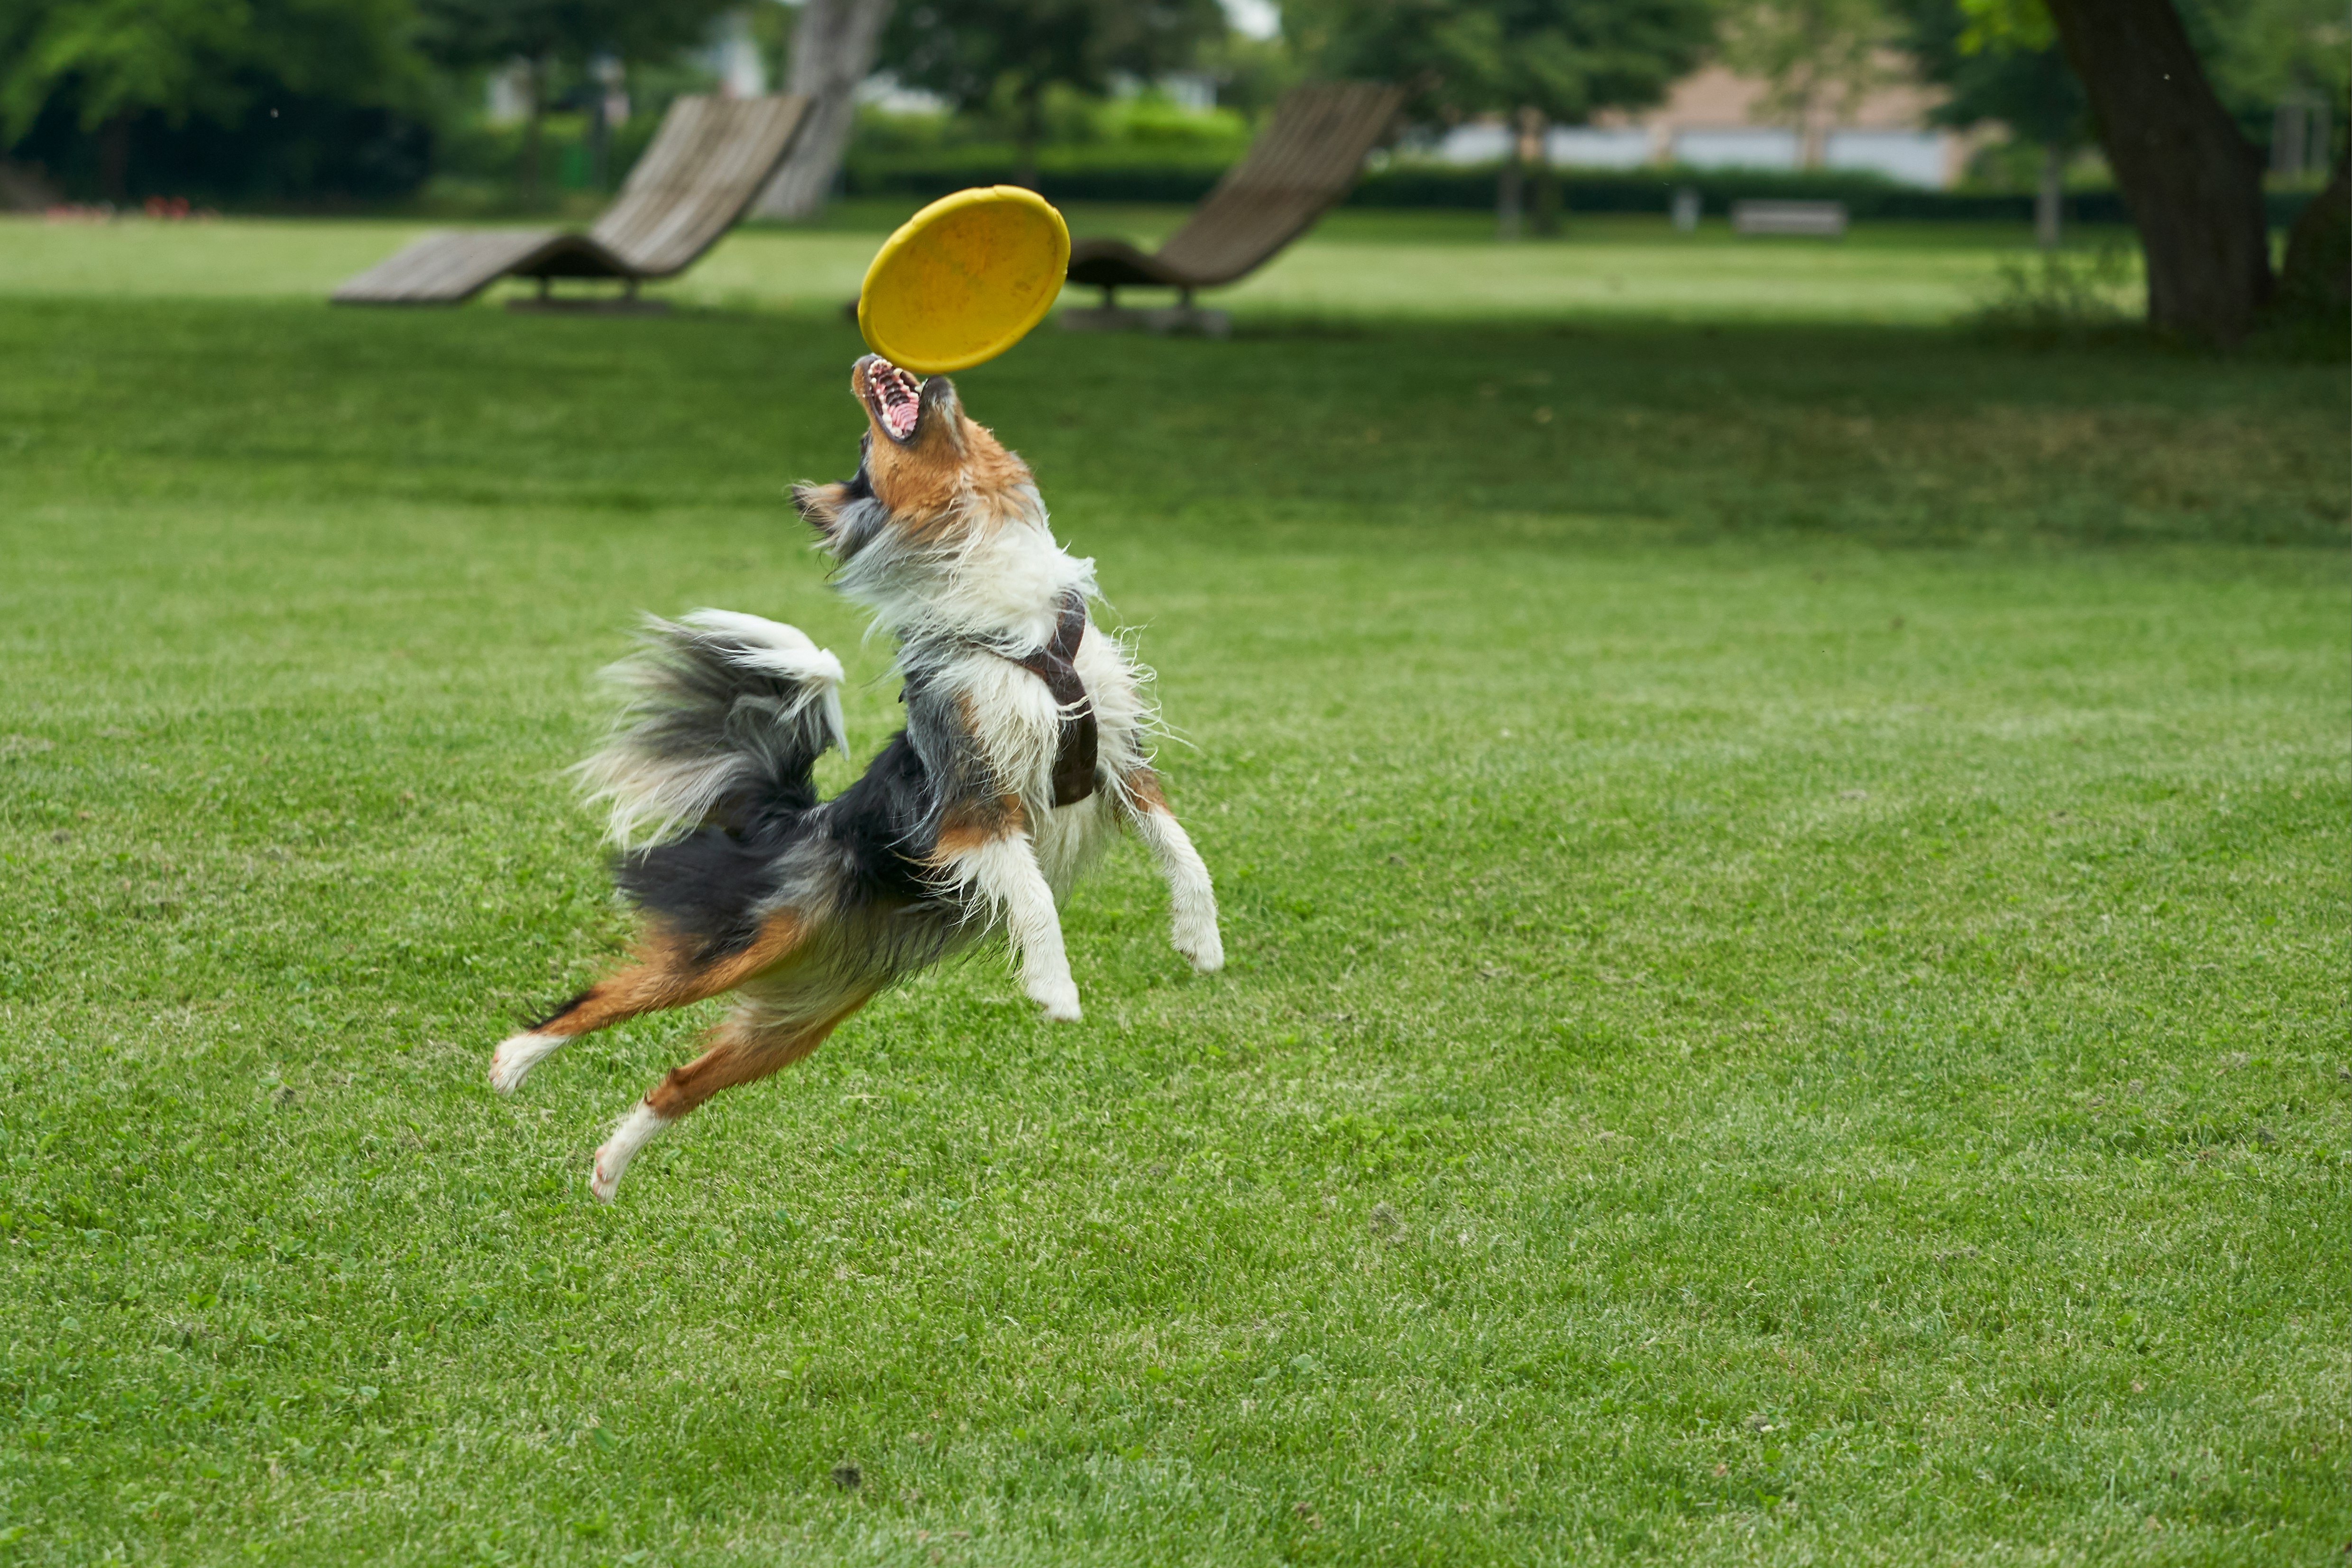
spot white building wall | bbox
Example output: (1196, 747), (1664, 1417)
(854, 73), (949, 115)
(1431, 124), (1513, 165)
(1413, 59), (1967, 187)
(1548, 127), (1653, 169)
(1823, 130), (1946, 188)
(1672, 129), (1801, 170)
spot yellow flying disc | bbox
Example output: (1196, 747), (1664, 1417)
(857, 186), (1071, 376)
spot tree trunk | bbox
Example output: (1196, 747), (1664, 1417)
(1530, 161), (1561, 237)
(1496, 120), (1525, 242)
(98, 114), (131, 203)
(589, 90), (610, 193)
(2278, 147), (2350, 317)
(1013, 79), (1044, 191)
(1518, 108), (1559, 237)
(752, 0), (896, 220)
(2041, 0), (2270, 344)
(2034, 144), (2063, 250)
(1797, 88), (1827, 171)
(520, 56), (547, 210)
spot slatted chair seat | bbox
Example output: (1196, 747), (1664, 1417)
(1065, 82), (1404, 299)
(333, 95), (809, 307)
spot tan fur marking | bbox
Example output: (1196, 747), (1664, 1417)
(848, 364), (1038, 546)
(932, 792), (1026, 861)
(643, 992), (873, 1119)
(791, 480), (847, 534)
(534, 911), (809, 1039)
(1123, 767), (1168, 812)
(864, 406), (1034, 545)
(866, 437), (962, 523)
(963, 425), (1032, 493)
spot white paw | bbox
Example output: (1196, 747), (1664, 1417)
(588, 1147), (622, 1203)
(590, 1102), (669, 1202)
(488, 1031), (563, 1095)
(1028, 976), (1083, 1022)
(1174, 922), (1224, 974)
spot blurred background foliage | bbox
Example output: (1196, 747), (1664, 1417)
(0, 0), (2341, 212)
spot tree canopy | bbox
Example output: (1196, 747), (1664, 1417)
(1280, 0), (1715, 126)
(413, 0), (738, 78)
(884, 0), (1226, 184)
(0, 0), (420, 145)
(1908, 0), (2343, 158)
(0, 0), (431, 198)
(412, 0), (738, 201)
(1899, 0), (2086, 151)
(1718, 0), (1892, 156)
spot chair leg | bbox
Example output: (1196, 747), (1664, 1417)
(1059, 286), (1226, 339)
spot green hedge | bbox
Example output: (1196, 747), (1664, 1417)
(1355, 165), (2147, 223)
(843, 145), (1238, 205)
(843, 152), (2318, 228)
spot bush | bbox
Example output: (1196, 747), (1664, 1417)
(1966, 248), (2139, 343)
(845, 141), (1242, 204)
(10, 92), (434, 207)
(841, 145), (2324, 228)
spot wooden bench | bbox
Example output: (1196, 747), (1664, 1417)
(332, 96), (809, 308)
(1060, 82), (1405, 335)
(1731, 200), (1849, 238)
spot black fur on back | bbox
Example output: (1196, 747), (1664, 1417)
(615, 828), (793, 960)
(812, 729), (945, 906)
(605, 638), (1002, 972)
(616, 729), (946, 963)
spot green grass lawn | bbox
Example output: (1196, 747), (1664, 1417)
(0, 205), (2143, 323)
(0, 222), (2342, 1565)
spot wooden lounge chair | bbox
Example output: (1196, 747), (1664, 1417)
(1061, 81), (1404, 336)
(332, 95), (809, 309)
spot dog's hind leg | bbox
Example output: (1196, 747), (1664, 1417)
(589, 989), (871, 1202)
(1119, 768), (1222, 974)
(489, 912), (810, 1094)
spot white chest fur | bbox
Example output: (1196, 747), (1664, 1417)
(928, 614), (1149, 899)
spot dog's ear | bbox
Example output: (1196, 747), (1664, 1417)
(792, 481), (848, 536)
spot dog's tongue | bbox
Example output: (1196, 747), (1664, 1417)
(872, 359), (922, 438)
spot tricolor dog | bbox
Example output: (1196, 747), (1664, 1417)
(489, 355), (1222, 1201)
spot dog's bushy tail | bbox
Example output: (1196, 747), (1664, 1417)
(575, 610), (847, 852)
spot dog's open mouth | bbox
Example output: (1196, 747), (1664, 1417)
(856, 356), (924, 442)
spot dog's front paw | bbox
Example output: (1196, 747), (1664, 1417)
(1173, 920), (1224, 974)
(1027, 975), (1083, 1022)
